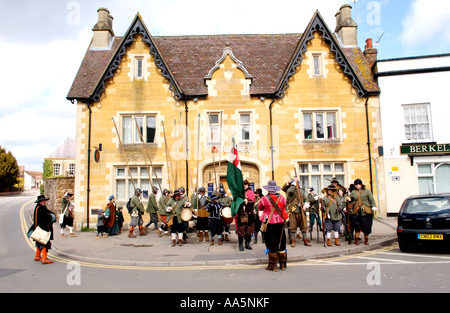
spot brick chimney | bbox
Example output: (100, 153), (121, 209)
(364, 38), (378, 67)
(335, 4), (358, 47)
(91, 8), (114, 50)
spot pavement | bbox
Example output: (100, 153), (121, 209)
(23, 201), (398, 267)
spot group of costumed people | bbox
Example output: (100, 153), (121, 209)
(126, 181), (258, 251)
(29, 176), (376, 271)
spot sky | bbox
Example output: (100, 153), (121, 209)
(1, 0), (450, 172)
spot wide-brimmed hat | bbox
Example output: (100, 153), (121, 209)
(263, 180), (281, 193)
(322, 185), (337, 194)
(172, 190), (181, 198)
(35, 194), (50, 203)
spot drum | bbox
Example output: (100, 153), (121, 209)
(181, 208), (193, 221)
(222, 206), (233, 225)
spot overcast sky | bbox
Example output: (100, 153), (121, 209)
(1, 0), (450, 171)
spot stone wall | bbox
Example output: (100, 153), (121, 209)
(43, 177), (75, 215)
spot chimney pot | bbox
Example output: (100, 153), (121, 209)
(335, 4), (358, 47)
(91, 8), (114, 50)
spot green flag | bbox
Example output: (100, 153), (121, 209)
(226, 138), (245, 217)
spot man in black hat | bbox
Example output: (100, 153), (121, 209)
(348, 179), (377, 245)
(167, 190), (186, 246)
(320, 185), (344, 246)
(32, 195), (54, 264)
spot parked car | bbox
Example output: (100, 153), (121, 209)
(397, 193), (450, 252)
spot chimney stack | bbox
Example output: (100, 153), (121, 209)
(335, 4), (358, 47)
(91, 8), (115, 50)
(364, 38), (378, 68)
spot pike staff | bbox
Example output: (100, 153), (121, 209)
(208, 112), (218, 190)
(112, 117), (136, 190)
(133, 118), (162, 192)
(161, 120), (175, 191)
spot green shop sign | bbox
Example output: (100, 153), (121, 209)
(400, 143), (450, 155)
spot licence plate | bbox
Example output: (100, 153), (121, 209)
(418, 234), (443, 240)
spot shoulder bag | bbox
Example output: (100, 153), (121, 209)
(260, 196), (281, 233)
(30, 206), (51, 245)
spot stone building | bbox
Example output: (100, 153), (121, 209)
(67, 5), (385, 226)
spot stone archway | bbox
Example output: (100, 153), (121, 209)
(202, 161), (260, 193)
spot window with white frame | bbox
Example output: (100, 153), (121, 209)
(122, 115), (157, 144)
(297, 162), (345, 191)
(303, 111), (337, 140)
(115, 166), (163, 201)
(207, 112), (220, 145)
(239, 112), (252, 144)
(313, 54), (322, 76)
(68, 164), (75, 176)
(403, 103), (431, 142)
(135, 58), (143, 79)
(417, 163), (450, 194)
(53, 163), (61, 176)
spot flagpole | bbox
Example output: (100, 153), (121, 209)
(218, 110), (223, 184)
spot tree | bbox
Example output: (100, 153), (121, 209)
(0, 146), (20, 192)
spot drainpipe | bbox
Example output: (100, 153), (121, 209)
(86, 103), (92, 227)
(184, 98), (189, 196)
(365, 96), (373, 192)
(268, 98), (276, 180)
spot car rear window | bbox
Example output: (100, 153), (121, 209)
(403, 196), (450, 214)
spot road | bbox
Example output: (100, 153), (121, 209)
(1, 192), (449, 301)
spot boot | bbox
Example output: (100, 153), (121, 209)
(178, 239), (183, 246)
(254, 233), (258, 244)
(224, 233), (230, 241)
(327, 238), (332, 246)
(34, 248), (42, 261)
(335, 238), (341, 246)
(128, 226), (136, 238)
(290, 233), (296, 247)
(205, 231), (210, 242)
(354, 232), (360, 245)
(265, 252), (279, 272)
(41, 248), (53, 264)
(302, 232), (311, 246)
(198, 232), (204, 242)
(238, 236), (244, 251)
(172, 239), (176, 247)
(278, 251), (287, 271)
(245, 235), (252, 250)
(139, 226), (146, 236)
(364, 234), (369, 245)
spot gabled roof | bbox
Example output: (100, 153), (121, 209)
(67, 14), (182, 102)
(275, 11), (380, 98)
(67, 11), (379, 102)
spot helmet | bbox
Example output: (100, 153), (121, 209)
(178, 186), (185, 193)
(354, 179), (363, 185)
(198, 187), (206, 193)
(135, 188), (142, 195)
(162, 188), (169, 195)
(219, 187), (226, 195)
(152, 186), (159, 193)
